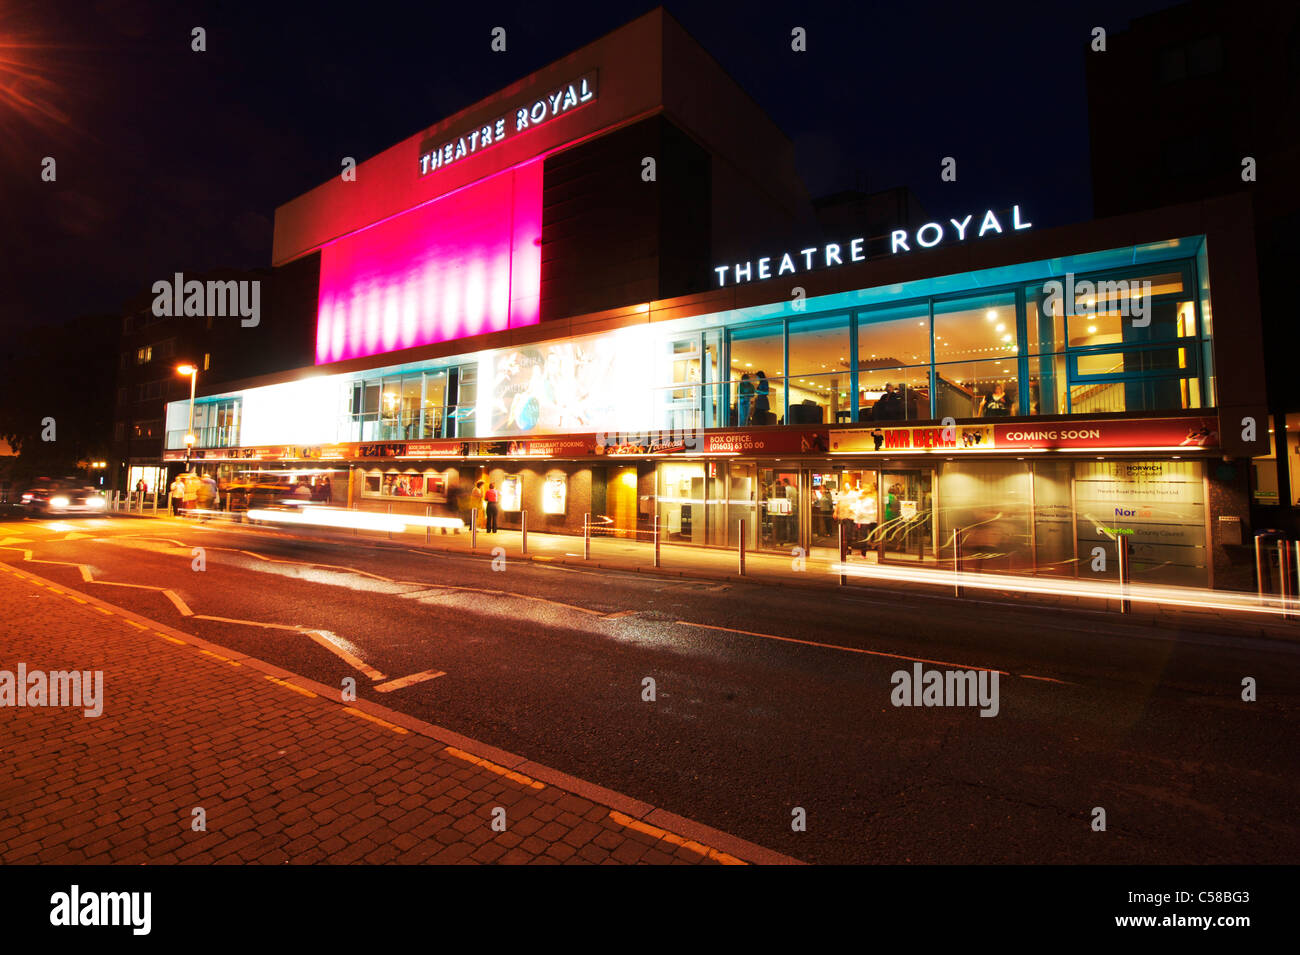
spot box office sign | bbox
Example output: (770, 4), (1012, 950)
(830, 417), (1219, 454)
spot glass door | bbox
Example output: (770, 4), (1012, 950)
(758, 466), (800, 551)
(879, 469), (934, 561)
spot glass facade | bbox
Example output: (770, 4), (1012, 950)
(167, 240), (1214, 453)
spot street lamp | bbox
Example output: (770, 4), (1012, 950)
(177, 364), (198, 464)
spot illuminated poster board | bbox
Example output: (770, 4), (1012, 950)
(500, 475), (523, 512)
(489, 329), (651, 435)
(542, 476), (567, 514)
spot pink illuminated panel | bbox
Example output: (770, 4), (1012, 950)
(315, 160), (543, 364)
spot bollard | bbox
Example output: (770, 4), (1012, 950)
(653, 514), (660, 569)
(839, 522), (847, 587)
(425, 503), (432, 544)
(583, 513), (591, 560)
(1255, 531), (1280, 602)
(953, 527), (964, 598)
(521, 510), (528, 555)
(152, 490), (159, 515)
(471, 508), (478, 549)
(1280, 540), (1295, 620)
(738, 519), (746, 576)
(1293, 540), (1300, 620)
(1117, 534), (1132, 614)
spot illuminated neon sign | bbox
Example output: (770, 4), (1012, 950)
(419, 71), (598, 177)
(713, 205), (1032, 287)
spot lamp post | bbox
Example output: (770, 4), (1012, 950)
(177, 364), (198, 465)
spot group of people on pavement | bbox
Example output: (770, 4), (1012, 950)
(168, 472), (219, 519)
(462, 479), (500, 533)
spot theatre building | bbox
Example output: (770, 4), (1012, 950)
(164, 9), (1269, 591)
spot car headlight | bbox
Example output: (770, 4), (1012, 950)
(87, 496), (106, 508)
(50, 496), (70, 508)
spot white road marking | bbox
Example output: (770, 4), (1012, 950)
(307, 630), (386, 681)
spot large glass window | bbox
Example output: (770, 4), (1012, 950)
(934, 360), (1019, 420)
(857, 303), (930, 422)
(932, 292), (1019, 417)
(728, 323), (784, 427)
(1062, 270), (1201, 414)
(788, 314), (850, 425)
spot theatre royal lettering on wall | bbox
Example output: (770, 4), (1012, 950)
(714, 205), (1033, 287)
(418, 71), (598, 177)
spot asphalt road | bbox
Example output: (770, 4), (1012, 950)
(3, 513), (1297, 865)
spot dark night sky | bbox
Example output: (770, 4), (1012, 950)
(3, 0), (1182, 332)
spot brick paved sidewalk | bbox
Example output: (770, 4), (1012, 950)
(0, 563), (797, 865)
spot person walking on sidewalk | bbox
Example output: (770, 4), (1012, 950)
(469, 480), (485, 531)
(485, 481), (499, 533)
(182, 473), (199, 517)
(169, 474), (184, 516)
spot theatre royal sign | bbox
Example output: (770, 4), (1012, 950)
(418, 71), (598, 177)
(713, 205), (1032, 287)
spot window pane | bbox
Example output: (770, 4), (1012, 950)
(858, 365), (929, 422)
(1069, 376), (1200, 413)
(858, 303), (930, 422)
(1026, 286), (1064, 355)
(859, 304), (929, 369)
(1067, 290), (1193, 347)
(787, 372), (848, 424)
(1075, 345), (1196, 377)
(789, 315), (850, 424)
(1025, 355), (1067, 415)
(935, 360), (1018, 419)
(934, 292), (1018, 363)
(729, 323), (782, 427)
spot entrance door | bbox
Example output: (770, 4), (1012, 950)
(758, 466), (800, 551)
(879, 469), (934, 561)
(808, 470), (841, 552)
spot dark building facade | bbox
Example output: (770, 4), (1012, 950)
(1087, 0), (1300, 530)
(112, 257), (318, 494)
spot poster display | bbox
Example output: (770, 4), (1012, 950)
(500, 475), (523, 512)
(490, 335), (629, 435)
(542, 475), (567, 514)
